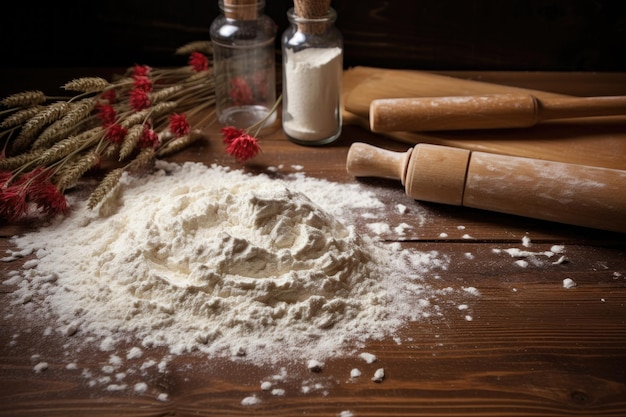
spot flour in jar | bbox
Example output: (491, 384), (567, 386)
(4, 161), (452, 364)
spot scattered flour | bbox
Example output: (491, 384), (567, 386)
(33, 362), (48, 373)
(358, 352), (377, 364)
(271, 388), (286, 396)
(493, 240), (567, 268)
(371, 368), (385, 383)
(133, 382), (148, 393)
(307, 359), (324, 372)
(3, 161), (457, 371)
(563, 278), (577, 289)
(366, 222), (391, 235)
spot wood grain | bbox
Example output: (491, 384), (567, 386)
(1, 70), (625, 417)
(343, 67), (626, 170)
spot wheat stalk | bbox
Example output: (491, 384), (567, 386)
(87, 167), (124, 210)
(35, 129), (98, 166)
(129, 147), (156, 172)
(0, 149), (43, 171)
(33, 98), (97, 149)
(103, 142), (120, 158)
(55, 151), (101, 191)
(119, 101), (178, 128)
(157, 130), (203, 157)
(63, 77), (111, 93)
(1, 90), (46, 108)
(119, 124), (144, 161)
(11, 101), (71, 153)
(176, 41), (213, 56)
(149, 85), (184, 104)
(0, 106), (44, 129)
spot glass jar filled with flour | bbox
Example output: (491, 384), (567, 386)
(210, 0), (277, 128)
(281, 0), (343, 145)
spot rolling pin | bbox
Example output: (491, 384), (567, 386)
(347, 142), (626, 233)
(369, 94), (626, 132)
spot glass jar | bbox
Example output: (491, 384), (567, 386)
(210, 0), (277, 129)
(281, 6), (343, 145)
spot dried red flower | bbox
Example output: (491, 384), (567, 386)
(105, 124), (128, 144)
(100, 89), (117, 104)
(229, 77), (254, 106)
(221, 126), (244, 145)
(133, 75), (152, 92)
(96, 104), (117, 127)
(29, 179), (68, 217)
(139, 125), (159, 148)
(251, 72), (268, 100)
(189, 52), (209, 72)
(169, 113), (190, 137)
(225, 133), (261, 162)
(132, 64), (150, 77)
(0, 168), (67, 221)
(0, 185), (28, 221)
(130, 89), (150, 111)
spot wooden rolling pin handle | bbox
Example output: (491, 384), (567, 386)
(370, 94), (539, 132)
(370, 94), (626, 132)
(539, 95), (626, 120)
(347, 142), (626, 233)
(346, 142), (412, 185)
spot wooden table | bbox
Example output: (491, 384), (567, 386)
(1, 69), (625, 416)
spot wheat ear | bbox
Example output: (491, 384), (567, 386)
(1, 90), (46, 108)
(55, 151), (100, 191)
(157, 130), (203, 157)
(87, 168), (124, 210)
(175, 41), (213, 56)
(120, 101), (178, 128)
(149, 85), (184, 104)
(11, 101), (70, 153)
(119, 124), (144, 161)
(63, 77), (110, 93)
(33, 98), (97, 149)
(130, 147), (156, 171)
(35, 129), (96, 166)
(0, 106), (44, 129)
(0, 149), (43, 171)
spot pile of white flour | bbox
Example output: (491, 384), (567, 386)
(4, 161), (450, 365)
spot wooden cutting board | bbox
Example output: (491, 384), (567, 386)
(342, 66), (626, 170)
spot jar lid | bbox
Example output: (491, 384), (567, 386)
(222, 0), (260, 20)
(294, 0), (331, 19)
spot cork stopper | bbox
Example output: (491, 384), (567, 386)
(223, 0), (259, 20)
(293, 0), (332, 33)
(294, 0), (331, 18)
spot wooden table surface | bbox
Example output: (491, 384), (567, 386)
(1, 69), (625, 416)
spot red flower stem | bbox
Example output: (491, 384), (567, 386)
(249, 94), (282, 137)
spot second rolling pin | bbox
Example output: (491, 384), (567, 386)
(369, 94), (626, 132)
(346, 142), (626, 233)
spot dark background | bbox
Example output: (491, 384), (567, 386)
(0, 0), (625, 71)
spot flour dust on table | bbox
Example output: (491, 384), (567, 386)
(3, 161), (472, 392)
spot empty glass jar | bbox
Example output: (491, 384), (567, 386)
(210, 0), (277, 129)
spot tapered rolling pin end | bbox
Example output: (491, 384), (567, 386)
(346, 142), (412, 185)
(347, 142), (471, 206)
